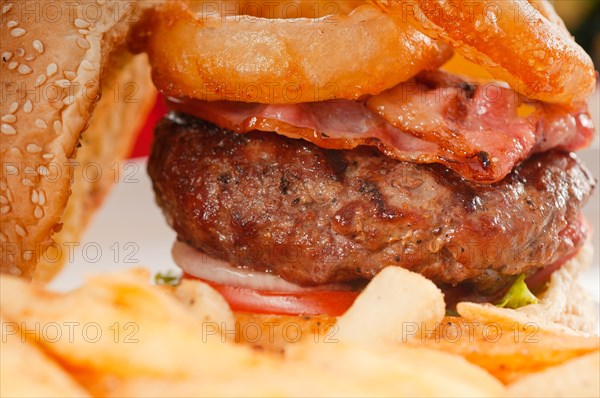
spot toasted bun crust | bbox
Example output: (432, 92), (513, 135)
(0, 0), (156, 280)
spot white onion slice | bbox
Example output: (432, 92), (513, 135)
(172, 241), (352, 293)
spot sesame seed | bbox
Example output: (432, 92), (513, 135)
(0, 181), (6, 190)
(8, 102), (18, 113)
(39, 190), (46, 205)
(81, 60), (94, 71)
(34, 74), (46, 87)
(35, 119), (47, 129)
(31, 190), (39, 204)
(11, 28), (26, 37)
(64, 70), (76, 80)
(1, 124), (16, 135)
(63, 95), (75, 105)
(77, 38), (90, 49)
(5, 165), (17, 174)
(7, 20), (18, 28)
(47, 63), (57, 76)
(14, 47), (25, 56)
(27, 143), (42, 153)
(8, 61), (18, 70)
(8, 147), (21, 156)
(18, 64), (32, 74)
(23, 251), (33, 261)
(8, 267), (22, 276)
(1, 51), (12, 61)
(37, 166), (49, 176)
(0, 232), (7, 242)
(34, 206), (44, 219)
(78, 29), (90, 35)
(33, 40), (43, 53)
(1, 114), (16, 123)
(23, 100), (33, 113)
(6, 189), (12, 202)
(21, 178), (33, 187)
(2, 4), (13, 14)
(0, 206), (10, 214)
(53, 120), (62, 134)
(24, 54), (35, 61)
(42, 153), (54, 160)
(55, 79), (70, 88)
(0, 196), (8, 204)
(75, 18), (90, 28)
(15, 224), (26, 237)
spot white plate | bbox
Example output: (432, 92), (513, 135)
(50, 157), (600, 305)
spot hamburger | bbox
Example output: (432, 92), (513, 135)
(1, 0), (597, 338)
(138, 0), (597, 332)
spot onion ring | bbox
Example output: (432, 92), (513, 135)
(373, 0), (596, 104)
(189, 0), (360, 19)
(145, 2), (452, 103)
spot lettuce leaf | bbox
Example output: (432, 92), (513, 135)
(495, 274), (539, 309)
(154, 270), (181, 286)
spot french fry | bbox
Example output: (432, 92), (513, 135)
(336, 266), (445, 345)
(0, 315), (90, 397)
(84, 343), (504, 397)
(173, 278), (236, 341)
(506, 351), (600, 397)
(457, 302), (583, 336)
(0, 268), (256, 378)
(406, 316), (599, 383)
(2, 267), (597, 397)
(233, 313), (337, 351)
(0, 269), (503, 397)
(287, 343), (504, 398)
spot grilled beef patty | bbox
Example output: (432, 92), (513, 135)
(148, 113), (595, 294)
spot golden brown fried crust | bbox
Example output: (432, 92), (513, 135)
(233, 312), (337, 353)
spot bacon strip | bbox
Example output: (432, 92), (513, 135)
(368, 71), (594, 181)
(167, 71), (593, 183)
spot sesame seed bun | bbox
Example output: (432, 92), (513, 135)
(0, 0), (156, 280)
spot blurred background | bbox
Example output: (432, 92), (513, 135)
(553, 0), (599, 69)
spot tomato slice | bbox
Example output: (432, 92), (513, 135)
(525, 252), (574, 294)
(184, 274), (359, 316)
